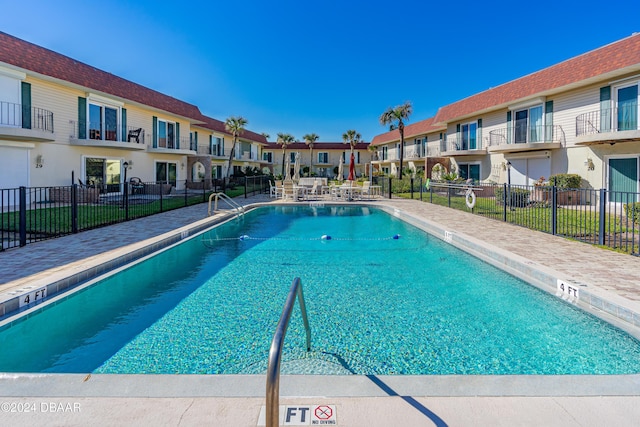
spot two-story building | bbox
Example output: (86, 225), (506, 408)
(372, 33), (640, 195)
(0, 31), (266, 191)
(261, 142), (371, 179)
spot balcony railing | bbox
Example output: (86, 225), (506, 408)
(70, 121), (148, 145)
(156, 135), (191, 150)
(442, 136), (484, 152)
(0, 101), (54, 132)
(404, 145), (424, 159)
(489, 125), (565, 146)
(576, 106), (639, 136)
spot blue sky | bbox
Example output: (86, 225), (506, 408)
(1, 0), (638, 141)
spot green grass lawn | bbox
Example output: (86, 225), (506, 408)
(397, 191), (637, 253)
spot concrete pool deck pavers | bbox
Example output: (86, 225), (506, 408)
(1, 194), (640, 426)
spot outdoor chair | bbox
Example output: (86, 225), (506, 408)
(129, 177), (145, 194)
(361, 181), (372, 199)
(127, 128), (143, 143)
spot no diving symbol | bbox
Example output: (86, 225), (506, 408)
(315, 405), (332, 420)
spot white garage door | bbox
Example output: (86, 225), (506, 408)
(0, 145), (29, 189)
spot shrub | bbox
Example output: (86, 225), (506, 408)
(549, 173), (582, 189)
(624, 202), (640, 224)
(494, 187), (531, 207)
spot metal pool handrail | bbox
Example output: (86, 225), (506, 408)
(207, 192), (245, 216)
(266, 277), (312, 427)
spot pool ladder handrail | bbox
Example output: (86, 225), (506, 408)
(207, 192), (245, 216)
(266, 277), (311, 427)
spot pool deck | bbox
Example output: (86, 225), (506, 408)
(1, 194), (640, 426)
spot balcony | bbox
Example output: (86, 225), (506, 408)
(69, 121), (148, 151)
(404, 145), (424, 160)
(0, 101), (55, 141)
(575, 107), (640, 145)
(440, 137), (487, 157)
(148, 135), (193, 154)
(488, 125), (564, 153)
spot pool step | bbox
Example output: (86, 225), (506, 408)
(240, 354), (353, 375)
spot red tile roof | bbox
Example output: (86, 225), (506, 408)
(371, 117), (444, 146)
(433, 33), (640, 124)
(194, 116), (267, 144)
(263, 142), (370, 150)
(0, 32), (205, 120)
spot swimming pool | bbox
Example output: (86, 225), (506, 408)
(1, 205), (640, 375)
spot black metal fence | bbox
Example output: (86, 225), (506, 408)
(372, 176), (640, 256)
(0, 176), (269, 251)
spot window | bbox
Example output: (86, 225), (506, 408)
(263, 152), (273, 162)
(382, 146), (388, 160)
(458, 163), (480, 183)
(89, 102), (119, 141)
(290, 152), (297, 163)
(461, 122), (477, 150)
(211, 137), (223, 156)
(514, 105), (543, 143)
(156, 162), (177, 186)
(0, 73), (21, 127)
(616, 83), (638, 131)
(157, 119), (176, 148)
(84, 157), (123, 192)
(317, 152), (328, 163)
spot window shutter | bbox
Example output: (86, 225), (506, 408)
(506, 111), (512, 144)
(195, 131), (198, 146)
(545, 101), (553, 141)
(477, 119), (483, 148)
(121, 108), (127, 142)
(176, 122), (180, 148)
(152, 116), (158, 148)
(600, 86), (611, 132)
(78, 97), (87, 139)
(221, 137), (225, 155)
(21, 82), (31, 129)
(209, 135), (213, 155)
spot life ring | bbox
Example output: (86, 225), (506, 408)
(465, 188), (476, 209)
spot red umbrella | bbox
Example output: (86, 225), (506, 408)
(347, 152), (355, 181)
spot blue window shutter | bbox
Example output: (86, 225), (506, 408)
(477, 119), (483, 149)
(506, 111), (512, 144)
(152, 116), (158, 148)
(545, 101), (553, 141)
(209, 135), (213, 154)
(195, 131), (198, 145)
(21, 82), (31, 129)
(176, 122), (180, 148)
(121, 108), (127, 141)
(600, 86), (611, 132)
(78, 97), (86, 139)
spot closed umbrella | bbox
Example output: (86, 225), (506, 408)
(284, 157), (291, 181)
(348, 152), (355, 181)
(293, 152), (301, 181)
(337, 156), (344, 182)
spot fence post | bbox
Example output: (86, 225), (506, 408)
(184, 182), (188, 207)
(551, 185), (557, 235)
(410, 177), (414, 199)
(448, 185), (451, 208)
(419, 177), (423, 201)
(19, 186), (27, 246)
(502, 183), (507, 222)
(598, 188), (606, 246)
(388, 177), (392, 199)
(244, 177), (248, 198)
(124, 183), (129, 221)
(160, 188), (164, 213)
(429, 184), (433, 203)
(71, 184), (78, 234)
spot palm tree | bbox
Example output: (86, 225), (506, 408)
(379, 101), (412, 178)
(342, 129), (362, 154)
(261, 132), (270, 141)
(224, 116), (248, 179)
(276, 132), (295, 177)
(302, 133), (319, 177)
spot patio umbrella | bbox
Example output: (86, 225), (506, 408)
(347, 152), (355, 181)
(284, 157), (291, 180)
(337, 156), (344, 181)
(293, 152), (301, 181)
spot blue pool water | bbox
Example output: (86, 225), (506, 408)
(2, 205), (640, 375)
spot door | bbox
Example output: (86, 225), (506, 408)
(617, 85), (638, 131)
(609, 158), (638, 202)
